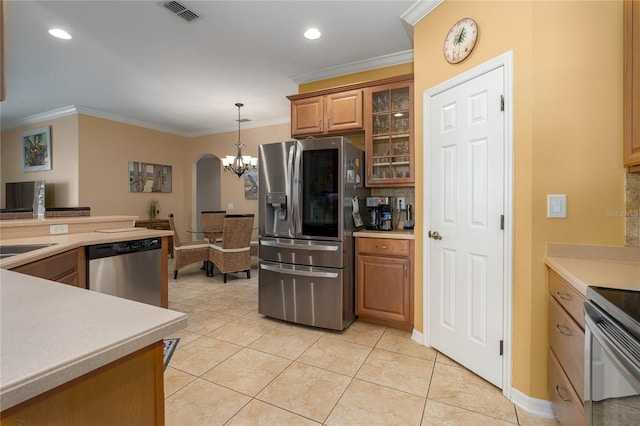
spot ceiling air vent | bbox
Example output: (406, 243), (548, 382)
(161, 1), (200, 23)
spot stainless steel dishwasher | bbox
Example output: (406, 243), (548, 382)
(86, 238), (162, 306)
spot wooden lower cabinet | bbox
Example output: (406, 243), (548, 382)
(12, 248), (86, 288)
(356, 237), (414, 330)
(549, 351), (584, 426)
(548, 269), (586, 424)
(0, 342), (165, 425)
(549, 297), (585, 402)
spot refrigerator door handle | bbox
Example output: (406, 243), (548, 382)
(292, 143), (302, 236)
(260, 240), (339, 251)
(287, 144), (296, 233)
(260, 263), (339, 279)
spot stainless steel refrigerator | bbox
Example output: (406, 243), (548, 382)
(258, 136), (369, 330)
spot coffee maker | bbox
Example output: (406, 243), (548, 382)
(366, 196), (393, 231)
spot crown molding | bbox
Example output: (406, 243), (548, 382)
(1, 104), (289, 138)
(2, 106), (79, 130)
(401, 0), (444, 26)
(289, 50), (413, 85)
(74, 105), (192, 136)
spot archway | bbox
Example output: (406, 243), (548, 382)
(195, 154), (221, 237)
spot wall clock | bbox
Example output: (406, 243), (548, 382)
(443, 18), (478, 64)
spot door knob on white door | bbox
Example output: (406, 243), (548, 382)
(428, 231), (442, 240)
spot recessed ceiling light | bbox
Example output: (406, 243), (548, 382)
(304, 28), (321, 40)
(48, 28), (72, 40)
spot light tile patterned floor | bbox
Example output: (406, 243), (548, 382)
(164, 262), (558, 426)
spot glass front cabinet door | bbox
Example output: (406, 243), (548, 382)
(364, 79), (414, 187)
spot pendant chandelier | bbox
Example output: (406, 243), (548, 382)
(221, 103), (257, 177)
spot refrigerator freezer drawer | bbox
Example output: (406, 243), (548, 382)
(259, 237), (343, 268)
(258, 260), (348, 330)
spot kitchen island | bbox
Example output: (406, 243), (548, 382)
(0, 215), (175, 307)
(0, 269), (187, 424)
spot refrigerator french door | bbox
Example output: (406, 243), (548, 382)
(258, 137), (368, 330)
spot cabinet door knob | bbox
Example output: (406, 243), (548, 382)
(375, 244), (388, 249)
(556, 291), (572, 301)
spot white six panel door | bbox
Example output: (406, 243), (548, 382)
(428, 66), (505, 388)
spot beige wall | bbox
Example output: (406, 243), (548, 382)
(77, 115), (190, 233)
(1, 115), (79, 207)
(1, 114), (289, 242)
(186, 123), (291, 240)
(77, 116), (290, 242)
(413, 0), (625, 400)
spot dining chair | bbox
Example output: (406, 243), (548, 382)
(200, 210), (226, 243)
(208, 214), (254, 283)
(168, 213), (210, 279)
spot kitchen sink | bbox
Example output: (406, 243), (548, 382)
(0, 244), (56, 259)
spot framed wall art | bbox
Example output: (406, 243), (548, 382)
(244, 168), (258, 199)
(128, 161), (172, 193)
(21, 126), (51, 172)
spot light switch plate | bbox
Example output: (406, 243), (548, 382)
(396, 197), (405, 211)
(547, 194), (567, 218)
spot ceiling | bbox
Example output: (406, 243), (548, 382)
(1, 0), (427, 137)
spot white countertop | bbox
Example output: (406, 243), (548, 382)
(544, 243), (640, 296)
(354, 229), (415, 240)
(0, 269), (187, 410)
(0, 228), (174, 269)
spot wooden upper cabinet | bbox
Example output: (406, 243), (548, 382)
(290, 90), (363, 137)
(325, 90), (363, 133)
(364, 78), (414, 187)
(291, 96), (324, 136)
(1, 0), (5, 102)
(624, 0), (640, 170)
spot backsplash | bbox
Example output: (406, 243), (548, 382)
(371, 187), (415, 230)
(626, 172), (640, 247)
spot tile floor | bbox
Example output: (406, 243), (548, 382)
(164, 262), (558, 425)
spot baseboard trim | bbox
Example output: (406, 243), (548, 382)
(510, 388), (557, 420)
(411, 328), (425, 346)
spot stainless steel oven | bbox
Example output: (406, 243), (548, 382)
(585, 286), (640, 425)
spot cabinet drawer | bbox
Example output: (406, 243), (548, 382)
(549, 296), (585, 402)
(549, 270), (586, 329)
(548, 351), (584, 426)
(357, 238), (409, 256)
